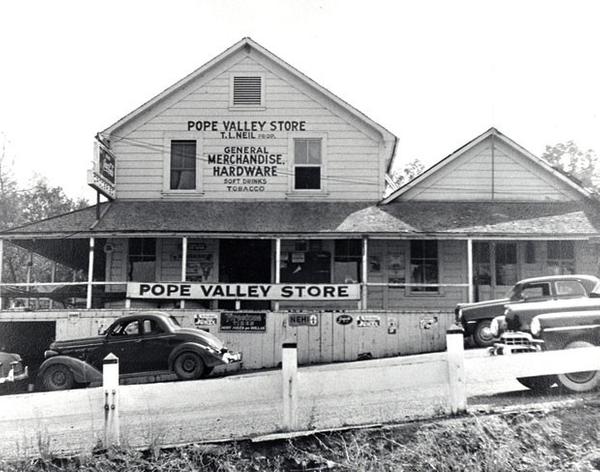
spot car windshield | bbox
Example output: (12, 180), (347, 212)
(506, 285), (520, 300)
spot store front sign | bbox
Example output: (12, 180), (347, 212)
(126, 283), (360, 300)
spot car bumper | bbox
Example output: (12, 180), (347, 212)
(0, 365), (29, 384)
(489, 332), (544, 355)
(222, 351), (242, 364)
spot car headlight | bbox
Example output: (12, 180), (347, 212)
(490, 317), (500, 337)
(530, 317), (541, 336)
(490, 316), (506, 337)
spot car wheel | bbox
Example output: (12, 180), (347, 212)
(517, 375), (557, 391)
(42, 364), (74, 391)
(473, 320), (495, 348)
(173, 352), (205, 380)
(557, 340), (600, 393)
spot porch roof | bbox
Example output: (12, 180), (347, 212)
(2, 200), (600, 240)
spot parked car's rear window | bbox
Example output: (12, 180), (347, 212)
(555, 280), (586, 297)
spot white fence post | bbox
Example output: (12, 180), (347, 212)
(103, 353), (120, 448)
(446, 326), (467, 415)
(282, 342), (298, 431)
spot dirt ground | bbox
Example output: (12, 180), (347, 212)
(3, 394), (600, 471)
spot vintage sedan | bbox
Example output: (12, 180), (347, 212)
(456, 274), (600, 347)
(39, 312), (241, 391)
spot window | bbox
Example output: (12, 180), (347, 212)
(294, 138), (322, 190)
(555, 280), (586, 297)
(547, 241), (575, 274)
(495, 242), (517, 286)
(128, 238), (156, 282)
(142, 319), (163, 335)
(109, 320), (140, 336)
(519, 283), (550, 300)
(525, 241), (536, 264)
(170, 140), (196, 190)
(232, 76), (263, 106)
(333, 240), (362, 283)
(410, 241), (438, 293)
(473, 242), (491, 285)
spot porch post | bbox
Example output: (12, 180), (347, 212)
(274, 238), (281, 312)
(0, 239), (3, 310)
(180, 236), (187, 309)
(361, 236), (368, 310)
(467, 239), (473, 303)
(26, 250), (33, 309)
(49, 261), (57, 310)
(86, 237), (95, 309)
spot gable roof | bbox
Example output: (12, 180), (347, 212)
(382, 127), (595, 204)
(100, 37), (396, 165)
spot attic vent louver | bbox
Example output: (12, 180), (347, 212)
(233, 76), (262, 106)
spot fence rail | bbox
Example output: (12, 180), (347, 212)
(1, 330), (599, 459)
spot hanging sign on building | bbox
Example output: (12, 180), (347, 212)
(87, 140), (116, 199)
(127, 282), (360, 300)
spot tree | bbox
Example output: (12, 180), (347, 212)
(541, 141), (600, 191)
(391, 158), (425, 187)
(0, 137), (89, 286)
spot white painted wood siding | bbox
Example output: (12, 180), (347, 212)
(110, 55), (384, 201)
(401, 137), (581, 202)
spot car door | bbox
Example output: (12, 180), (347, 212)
(103, 319), (145, 374)
(137, 318), (173, 372)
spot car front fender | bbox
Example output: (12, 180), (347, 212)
(39, 356), (102, 385)
(168, 342), (224, 370)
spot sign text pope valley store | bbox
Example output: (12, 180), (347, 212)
(188, 119), (307, 193)
(127, 283), (360, 301)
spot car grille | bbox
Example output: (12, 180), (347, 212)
(12, 362), (24, 376)
(501, 335), (533, 346)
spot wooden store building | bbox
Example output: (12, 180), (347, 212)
(2, 38), (600, 371)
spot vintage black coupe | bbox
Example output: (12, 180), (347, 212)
(39, 312), (241, 390)
(456, 274), (600, 347)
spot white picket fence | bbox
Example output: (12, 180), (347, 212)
(1, 329), (599, 459)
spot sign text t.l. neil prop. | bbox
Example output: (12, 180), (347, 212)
(126, 283), (360, 300)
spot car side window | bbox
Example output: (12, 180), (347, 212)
(555, 281), (586, 297)
(520, 283), (550, 301)
(109, 320), (140, 336)
(142, 319), (164, 335)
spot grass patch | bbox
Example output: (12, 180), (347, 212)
(3, 403), (600, 471)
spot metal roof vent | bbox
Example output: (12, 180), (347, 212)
(233, 76), (263, 106)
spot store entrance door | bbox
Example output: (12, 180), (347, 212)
(219, 239), (272, 309)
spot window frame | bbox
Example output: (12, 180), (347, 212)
(407, 240), (440, 296)
(287, 133), (328, 195)
(127, 238), (157, 282)
(547, 241), (576, 274)
(162, 134), (203, 196)
(229, 73), (266, 110)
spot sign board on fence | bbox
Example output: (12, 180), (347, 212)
(336, 314), (353, 325)
(220, 312), (266, 332)
(289, 313), (319, 327)
(357, 315), (381, 328)
(126, 283), (360, 300)
(194, 313), (218, 326)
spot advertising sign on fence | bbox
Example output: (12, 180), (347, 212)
(220, 312), (267, 332)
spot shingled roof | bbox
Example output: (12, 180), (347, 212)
(2, 200), (599, 239)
